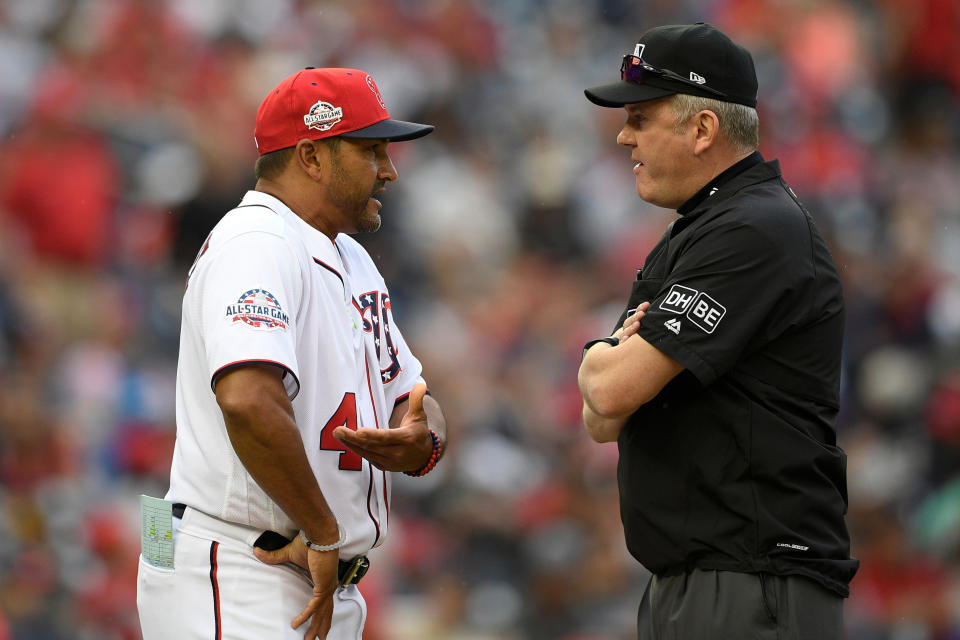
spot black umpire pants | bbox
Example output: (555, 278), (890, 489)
(637, 568), (844, 640)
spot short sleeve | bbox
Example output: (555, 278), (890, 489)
(193, 231), (303, 398)
(634, 220), (809, 385)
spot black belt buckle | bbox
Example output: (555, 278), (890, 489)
(338, 556), (369, 587)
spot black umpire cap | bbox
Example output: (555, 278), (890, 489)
(585, 22), (758, 108)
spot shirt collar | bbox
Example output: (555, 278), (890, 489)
(240, 190), (339, 246)
(240, 189), (293, 214)
(677, 151), (764, 216)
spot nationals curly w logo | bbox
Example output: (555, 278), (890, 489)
(355, 291), (402, 383)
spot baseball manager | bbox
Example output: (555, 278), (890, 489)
(577, 23), (858, 639)
(137, 67), (446, 640)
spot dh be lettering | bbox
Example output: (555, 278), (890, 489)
(691, 299), (722, 328)
(665, 290), (695, 309)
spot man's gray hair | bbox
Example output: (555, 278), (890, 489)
(671, 94), (759, 153)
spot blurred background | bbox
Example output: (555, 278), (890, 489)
(0, 0), (959, 638)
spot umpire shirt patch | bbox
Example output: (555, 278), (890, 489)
(659, 284), (699, 314)
(686, 292), (726, 334)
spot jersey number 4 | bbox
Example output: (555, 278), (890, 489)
(320, 393), (362, 471)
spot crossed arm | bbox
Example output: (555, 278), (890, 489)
(578, 302), (685, 442)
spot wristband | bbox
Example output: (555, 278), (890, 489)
(404, 428), (442, 477)
(582, 336), (619, 360)
(300, 523), (346, 552)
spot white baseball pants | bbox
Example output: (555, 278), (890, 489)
(137, 506), (366, 640)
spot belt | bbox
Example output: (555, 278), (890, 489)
(172, 503), (369, 587)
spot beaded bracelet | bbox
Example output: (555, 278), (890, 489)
(299, 523), (346, 552)
(404, 428), (442, 477)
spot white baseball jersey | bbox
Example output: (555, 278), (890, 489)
(166, 190), (424, 559)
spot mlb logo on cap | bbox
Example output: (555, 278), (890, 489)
(254, 67), (434, 155)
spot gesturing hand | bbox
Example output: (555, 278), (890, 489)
(333, 383), (433, 472)
(253, 536), (340, 639)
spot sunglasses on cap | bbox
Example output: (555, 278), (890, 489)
(620, 52), (729, 99)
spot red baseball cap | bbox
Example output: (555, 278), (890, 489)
(254, 67), (434, 155)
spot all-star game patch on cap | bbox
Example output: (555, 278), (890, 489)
(585, 23), (758, 108)
(254, 67), (434, 155)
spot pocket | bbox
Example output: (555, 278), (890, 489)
(137, 554), (181, 640)
(137, 553), (175, 577)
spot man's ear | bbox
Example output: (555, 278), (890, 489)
(294, 138), (329, 181)
(692, 109), (720, 156)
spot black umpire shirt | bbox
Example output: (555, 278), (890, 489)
(615, 152), (859, 597)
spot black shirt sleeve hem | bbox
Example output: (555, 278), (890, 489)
(636, 326), (719, 386)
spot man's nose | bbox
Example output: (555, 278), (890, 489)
(378, 152), (398, 182)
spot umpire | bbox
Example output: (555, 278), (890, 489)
(577, 23), (858, 639)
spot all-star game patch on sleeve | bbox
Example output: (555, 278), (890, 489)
(196, 230), (303, 398)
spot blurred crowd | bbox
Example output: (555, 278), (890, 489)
(1, 0), (959, 638)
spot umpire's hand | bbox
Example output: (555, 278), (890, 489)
(616, 301), (651, 343)
(253, 536), (340, 639)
